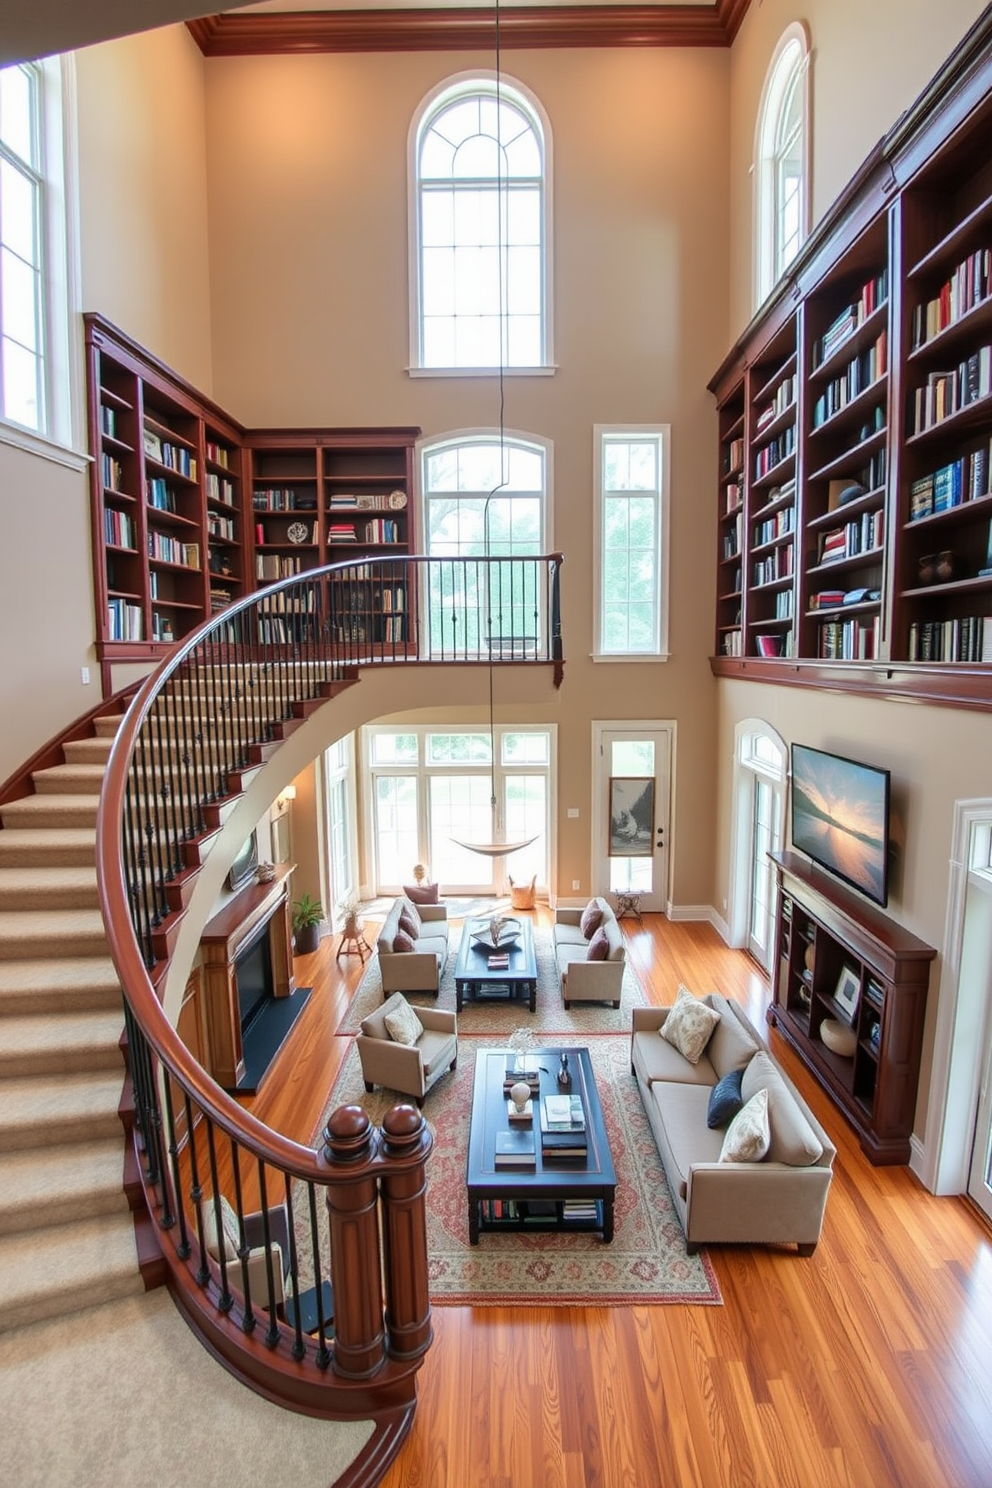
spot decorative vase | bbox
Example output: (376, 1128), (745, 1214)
(935, 550), (955, 582)
(294, 923), (320, 955)
(918, 554), (936, 586)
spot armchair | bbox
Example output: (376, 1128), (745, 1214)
(356, 991), (458, 1105)
(201, 1193), (290, 1311)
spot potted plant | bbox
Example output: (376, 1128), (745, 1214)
(292, 893), (323, 955)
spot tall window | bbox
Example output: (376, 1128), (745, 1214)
(731, 723), (787, 969)
(0, 58), (74, 446)
(595, 426), (669, 658)
(364, 725), (553, 894)
(421, 431), (548, 657)
(411, 75), (551, 371)
(754, 26), (810, 309)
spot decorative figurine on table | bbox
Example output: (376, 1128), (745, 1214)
(557, 1052), (571, 1089)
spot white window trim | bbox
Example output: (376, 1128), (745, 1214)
(407, 69), (555, 376)
(0, 55), (84, 462)
(592, 423), (670, 661)
(726, 719), (787, 952)
(418, 425), (554, 555)
(752, 23), (812, 311)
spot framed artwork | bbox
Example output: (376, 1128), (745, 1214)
(834, 965), (861, 1025)
(226, 830), (259, 892)
(608, 777), (655, 857)
(271, 811), (291, 866)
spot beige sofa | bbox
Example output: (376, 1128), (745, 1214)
(631, 995), (835, 1255)
(553, 896), (625, 1007)
(376, 895), (450, 996)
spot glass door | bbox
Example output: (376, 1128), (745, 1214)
(593, 724), (672, 914)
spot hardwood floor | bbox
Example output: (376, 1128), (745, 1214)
(248, 910), (992, 1488)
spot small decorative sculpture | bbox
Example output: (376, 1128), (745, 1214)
(413, 862), (428, 884)
(510, 1081), (532, 1115)
(557, 1052), (571, 1089)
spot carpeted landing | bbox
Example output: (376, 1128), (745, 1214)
(0, 1290), (373, 1488)
(313, 1035), (721, 1308)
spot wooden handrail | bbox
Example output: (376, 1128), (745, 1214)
(93, 553), (564, 1436)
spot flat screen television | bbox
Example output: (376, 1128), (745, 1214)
(790, 744), (891, 907)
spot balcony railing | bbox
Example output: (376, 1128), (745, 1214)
(95, 553), (563, 1441)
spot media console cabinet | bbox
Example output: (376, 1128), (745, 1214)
(768, 851), (936, 1164)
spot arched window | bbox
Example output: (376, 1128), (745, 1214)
(410, 74), (551, 371)
(754, 25), (810, 309)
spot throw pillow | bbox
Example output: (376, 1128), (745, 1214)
(706, 1068), (745, 1129)
(741, 1051), (824, 1166)
(384, 999), (425, 1047)
(398, 904), (420, 940)
(392, 929), (416, 953)
(719, 1087), (770, 1163)
(402, 882), (440, 906)
(586, 926), (610, 961)
(660, 985), (721, 1065)
(580, 900), (603, 939)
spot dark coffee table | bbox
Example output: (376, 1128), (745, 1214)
(454, 916), (538, 1013)
(465, 1046), (616, 1243)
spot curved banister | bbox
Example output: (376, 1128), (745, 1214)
(93, 552), (564, 1437)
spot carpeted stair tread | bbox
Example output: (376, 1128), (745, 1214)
(93, 715), (125, 737)
(0, 1213), (142, 1332)
(0, 1010), (123, 1076)
(0, 867), (99, 910)
(62, 737), (114, 764)
(31, 764), (107, 796)
(0, 908), (108, 960)
(0, 1140), (127, 1235)
(0, 957), (120, 1014)
(0, 1071), (124, 1151)
(0, 828), (98, 867)
(1, 795), (101, 829)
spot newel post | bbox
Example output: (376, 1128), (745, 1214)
(379, 1104), (433, 1361)
(322, 1104), (386, 1380)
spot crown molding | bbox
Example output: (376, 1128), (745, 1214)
(187, 4), (754, 56)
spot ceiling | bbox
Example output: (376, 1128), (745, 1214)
(4, 1), (749, 67)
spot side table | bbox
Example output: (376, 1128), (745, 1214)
(336, 914), (371, 963)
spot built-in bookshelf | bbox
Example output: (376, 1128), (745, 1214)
(86, 315), (246, 673)
(86, 316), (420, 687)
(708, 15), (992, 708)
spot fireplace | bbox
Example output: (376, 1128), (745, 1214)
(236, 921), (275, 1036)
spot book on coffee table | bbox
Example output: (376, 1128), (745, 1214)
(542, 1095), (585, 1132)
(494, 1129), (537, 1167)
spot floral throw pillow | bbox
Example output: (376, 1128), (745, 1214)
(384, 998), (425, 1047)
(659, 985), (720, 1065)
(719, 1087), (771, 1163)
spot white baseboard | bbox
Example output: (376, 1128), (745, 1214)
(666, 902), (722, 928)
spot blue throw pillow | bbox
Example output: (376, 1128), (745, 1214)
(707, 1068), (745, 1129)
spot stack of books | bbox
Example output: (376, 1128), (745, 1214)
(502, 1059), (541, 1098)
(488, 952), (510, 970)
(494, 1130), (536, 1168)
(540, 1094), (587, 1160)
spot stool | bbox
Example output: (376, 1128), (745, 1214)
(614, 889), (644, 923)
(336, 916), (371, 962)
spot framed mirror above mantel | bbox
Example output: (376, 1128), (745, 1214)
(199, 864), (299, 1092)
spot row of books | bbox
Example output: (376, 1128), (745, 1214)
(817, 510), (884, 565)
(724, 436), (745, 475)
(721, 628), (743, 656)
(809, 586), (878, 611)
(104, 508), (136, 550)
(907, 615), (992, 663)
(753, 547), (793, 586)
(812, 270), (888, 367)
(478, 1200), (600, 1225)
(150, 613), (176, 642)
(146, 478), (177, 514)
(255, 553), (305, 580)
(774, 589), (794, 620)
(754, 424), (796, 480)
(147, 533), (200, 569)
(817, 615), (880, 660)
(754, 506), (794, 548)
(911, 346), (992, 434)
(100, 405), (119, 439)
(811, 333), (887, 428)
(909, 443), (992, 520)
(102, 453), (124, 492)
(205, 440), (232, 469)
(722, 511), (743, 559)
(107, 598), (142, 641)
(911, 248), (991, 350)
(207, 513), (235, 540)
(754, 374), (796, 432)
(151, 436), (197, 480)
(206, 471), (235, 506)
(328, 520), (403, 545)
(252, 488), (312, 511)
(724, 481), (743, 514)
(327, 493), (404, 511)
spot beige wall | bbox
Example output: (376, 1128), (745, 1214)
(75, 25), (213, 391)
(201, 45), (731, 907)
(727, 0), (989, 336)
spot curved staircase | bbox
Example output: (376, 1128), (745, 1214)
(0, 713), (144, 1331)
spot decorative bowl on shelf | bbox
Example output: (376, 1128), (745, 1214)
(820, 1017), (857, 1057)
(470, 915), (521, 954)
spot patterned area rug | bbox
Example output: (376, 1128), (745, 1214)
(338, 921), (648, 1037)
(313, 1035), (721, 1307)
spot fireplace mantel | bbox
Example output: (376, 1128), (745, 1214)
(200, 865), (296, 1089)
